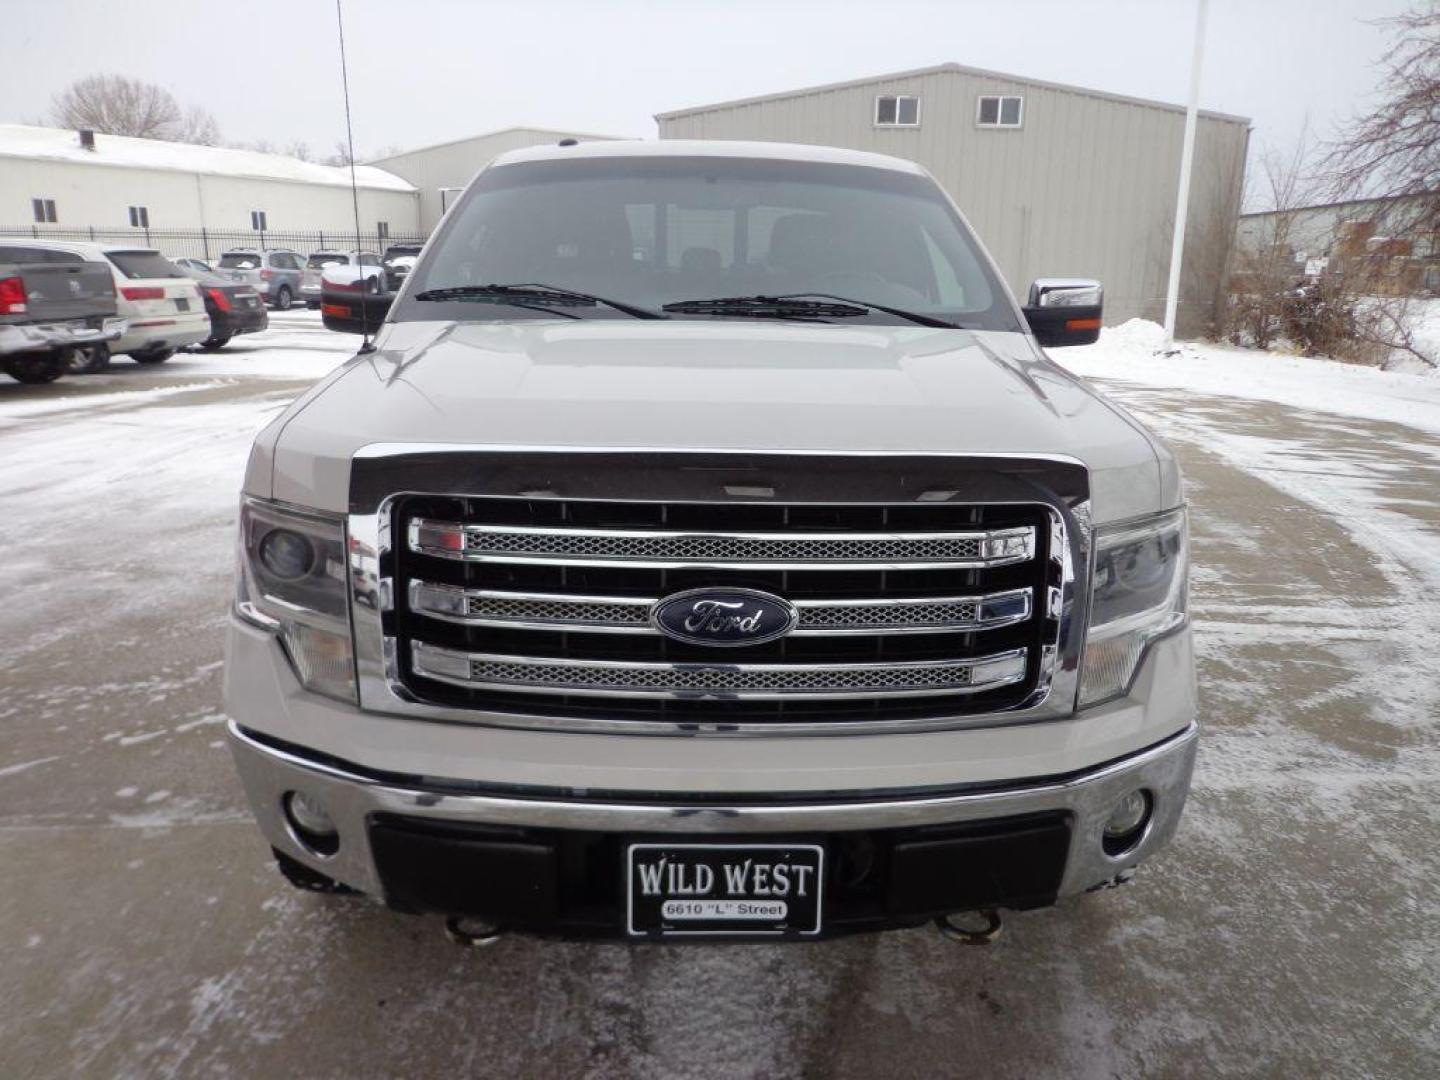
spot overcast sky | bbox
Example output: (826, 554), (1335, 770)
(3, 0), (1412, 196)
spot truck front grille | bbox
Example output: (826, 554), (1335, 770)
(388, 495), (1062, 726)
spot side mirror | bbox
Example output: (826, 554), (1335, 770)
(1023, 278), (1103, 347)
(320, 269), (394, 335)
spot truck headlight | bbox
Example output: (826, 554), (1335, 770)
(235, 497), (357, 702)
(1078, 507), (1188, 707)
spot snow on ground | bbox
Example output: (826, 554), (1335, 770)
(1393, 296), (1440, 375)
(0, 311), (348, 431)
(1058, 318), (1440, 437)
(1056, 321), (1440, 775)
(155, 309), (355, 379)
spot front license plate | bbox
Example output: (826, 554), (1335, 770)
(627, 843), (824, 937)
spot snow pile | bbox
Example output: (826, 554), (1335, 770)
(1399, 298), (1440, 375)
(1056, 319), (1440, 437)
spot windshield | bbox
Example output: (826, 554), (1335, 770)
(401, 156), (1019, 329)
(219, 253), (262, 270)
(106, 250), (185, 279)
(307, 253), (347, 269)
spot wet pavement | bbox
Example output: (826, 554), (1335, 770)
(1, 320), (1437, 1078)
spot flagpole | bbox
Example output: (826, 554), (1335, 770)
(1162, 0), (1210, 347)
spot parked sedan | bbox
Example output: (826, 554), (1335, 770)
(301, 251), (385, 307)
(173, 263), (268, 349)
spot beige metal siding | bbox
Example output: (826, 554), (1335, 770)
(0, 157), (420, 235)
(659, 69), (1249, 334)
(372, 129), (622, 231)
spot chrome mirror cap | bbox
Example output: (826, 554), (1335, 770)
(1028, 278), (1104, 308)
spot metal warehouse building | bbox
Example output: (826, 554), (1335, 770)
(657, 63), (1251, 332)
(371, 127), (623, 232)
(0, 124), (420, 239)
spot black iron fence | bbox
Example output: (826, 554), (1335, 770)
(0, 225), (429, 263)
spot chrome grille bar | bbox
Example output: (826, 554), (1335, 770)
(408, 581), (1034, 635)
(408, 518), (1036, 570)
(411, 641), (1029, 700)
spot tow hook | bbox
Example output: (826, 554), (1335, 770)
(445, 916), (504, 947)
(934, 909), (1003, 944)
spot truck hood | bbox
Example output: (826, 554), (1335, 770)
(252, 319), (1178, 522)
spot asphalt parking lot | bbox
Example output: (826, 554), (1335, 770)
(1, 314), (1436, 1078)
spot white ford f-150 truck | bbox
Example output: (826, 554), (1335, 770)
(225, 140), (1195, 943)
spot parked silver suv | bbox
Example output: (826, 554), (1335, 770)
(216, 248), (304, 310)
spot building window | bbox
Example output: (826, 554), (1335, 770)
(977, 95), (1024, 128)
(32, 198), (57, 224)
(250, 210), (268, 231)
(875, 95), (920, 127)
(128, 205), (149, 228)
(377, 221), (390, 239)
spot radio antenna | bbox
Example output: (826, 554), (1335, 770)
(335, 0), (374, 352)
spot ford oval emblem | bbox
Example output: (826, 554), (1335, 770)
(651, 587), (798, 648)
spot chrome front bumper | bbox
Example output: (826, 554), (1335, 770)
(228, 719), (1198, 907)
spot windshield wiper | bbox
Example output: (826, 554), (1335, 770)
(661, 294), (959, 328)
(771, 293), (961, 329)
(413, 283), (663, 320)
(661, 295), (869, 320)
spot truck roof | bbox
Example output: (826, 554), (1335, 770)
(490, 139), (929, 176)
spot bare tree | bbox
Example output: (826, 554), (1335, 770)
(1322, 5), (1440, 235)
(1179, 149), (1248, 338)
(49, 74), (221, 145)
(1225, 133), (1321, 349)
(325, 140), (355, 167)
(285, 139), (313, 162)
(177, 104), (220, 147)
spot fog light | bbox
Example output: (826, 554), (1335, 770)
(284, 790), (339, 855)
(1102, 789), (1151, 855)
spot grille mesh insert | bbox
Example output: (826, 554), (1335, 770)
(455, 528), (1014, 564)
(453, 592), (991, 631)
(431, 654), (1030, 696)
(800, 600), (981, 629)
(466, 596), (647, 624)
